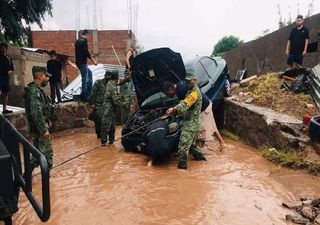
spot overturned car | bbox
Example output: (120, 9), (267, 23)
(121, 48), (229, 161)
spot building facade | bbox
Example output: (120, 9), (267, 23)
(31, 29), (135, 82)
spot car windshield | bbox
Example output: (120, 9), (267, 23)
(141, 92), (177, 108)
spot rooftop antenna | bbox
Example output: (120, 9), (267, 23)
(307, 0), (314, 17)
(86, 4), (90, 28)
(99, 5), (104, 29)
(134, 2), (139, 38)
(75, 0), (80, 39)
(93, 0), (97, 29)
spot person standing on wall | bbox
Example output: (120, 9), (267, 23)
(47, 50), (62, 104)
(75, 29), (97, 102)
(285, 15), (309, 70)
(0, 43), (14, 114)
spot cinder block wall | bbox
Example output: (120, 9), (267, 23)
(224, 13), (320, 78)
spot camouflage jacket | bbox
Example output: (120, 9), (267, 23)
(119, 80), (131, 104)
(89, 78), (108, 107)
(104, 81), (124, 111)
(175, 85), (202, 131)
(24, 82), (53, 135)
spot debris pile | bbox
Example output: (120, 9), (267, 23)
(283, 197), (320, 225)
(231, 73), (320, 120)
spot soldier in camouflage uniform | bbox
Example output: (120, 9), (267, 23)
(119, 70), (131, 124)
(101, 71), (126, 146)
(165, 73), (206, 169)
(25, 66), (54, 171)
(89, 72), (109, 139)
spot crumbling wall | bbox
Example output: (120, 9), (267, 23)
(3, 102), (92, 136)
(224, 13), (320, 78)
(224, 98), (309, 151)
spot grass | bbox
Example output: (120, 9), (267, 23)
(220, 129), (241, 141)
(260, 147), (320, 175)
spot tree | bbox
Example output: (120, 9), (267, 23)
(211, 35), (243, 57)
(0, 0), (52, 45)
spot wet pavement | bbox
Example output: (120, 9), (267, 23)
(9, 127), (320, 225)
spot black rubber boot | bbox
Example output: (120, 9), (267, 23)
(178, 160), (187, 169)
(193, 152), (207, 161)
(178, 155), (188, 169)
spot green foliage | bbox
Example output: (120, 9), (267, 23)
(260, 147), (320, 175)
(220, 130), (240, 142)
(0, 0), (52, 45)
(211, 35), (243, 57)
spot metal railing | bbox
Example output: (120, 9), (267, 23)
(0, 115), (50, 223)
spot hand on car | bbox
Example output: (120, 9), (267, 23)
(166, 107), (174, 115)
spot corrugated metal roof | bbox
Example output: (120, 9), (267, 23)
(61, 64), (126, 101)
(0, 105), (25, 113)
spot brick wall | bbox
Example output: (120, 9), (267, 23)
(32, 30), (133, 82)
(32, 30), (76, 57)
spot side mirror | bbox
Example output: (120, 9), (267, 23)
(198, 80), (209, 88)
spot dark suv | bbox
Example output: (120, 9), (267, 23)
(121, 48), (229, 161)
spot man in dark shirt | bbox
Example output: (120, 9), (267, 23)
(285, 15), (309, 70)
(47, 50), (62, 103)
(0, 43), (14, 114)
(75, 29), (97, 101)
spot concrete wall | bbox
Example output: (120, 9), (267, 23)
(224, 98), (309, 151)
(224, 13), (320, 78)
(7, 47), (51, 107)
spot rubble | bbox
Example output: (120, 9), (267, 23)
(231, 73), (320, 120)
(283, 197), (320, 224)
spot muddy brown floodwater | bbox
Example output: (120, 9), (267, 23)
(7, 127), (320, 225)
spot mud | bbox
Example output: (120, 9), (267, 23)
(9, 127), (320, 225)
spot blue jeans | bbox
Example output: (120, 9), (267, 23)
(78, 64), (93, 101)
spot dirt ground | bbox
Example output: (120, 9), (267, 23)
(231, 73), (320, 120)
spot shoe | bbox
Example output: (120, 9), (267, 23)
(178, 160), (187, 170)
(2, 110), (13, 114)
(101, 141), (107, 147)
(109, 141), (114, 145)
(193, 153), (207, 161)
(96, 134), (101, 139)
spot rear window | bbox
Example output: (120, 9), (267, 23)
(185, 62), (209, 85)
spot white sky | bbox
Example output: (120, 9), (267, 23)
(32, 0), (319, 61)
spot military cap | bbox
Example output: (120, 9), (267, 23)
(105, 70), (119, 80)
(162, 81), (175, 92)
(32, 66), (52, 77)
(185, 73), (197, 81)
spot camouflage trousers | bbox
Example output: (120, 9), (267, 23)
(30, 133), (53, 169)
(121, 102), (130, 125)
(93, 108), (103, 138)
(178, 126), (203, 162)
(100, 112), (116, 144)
